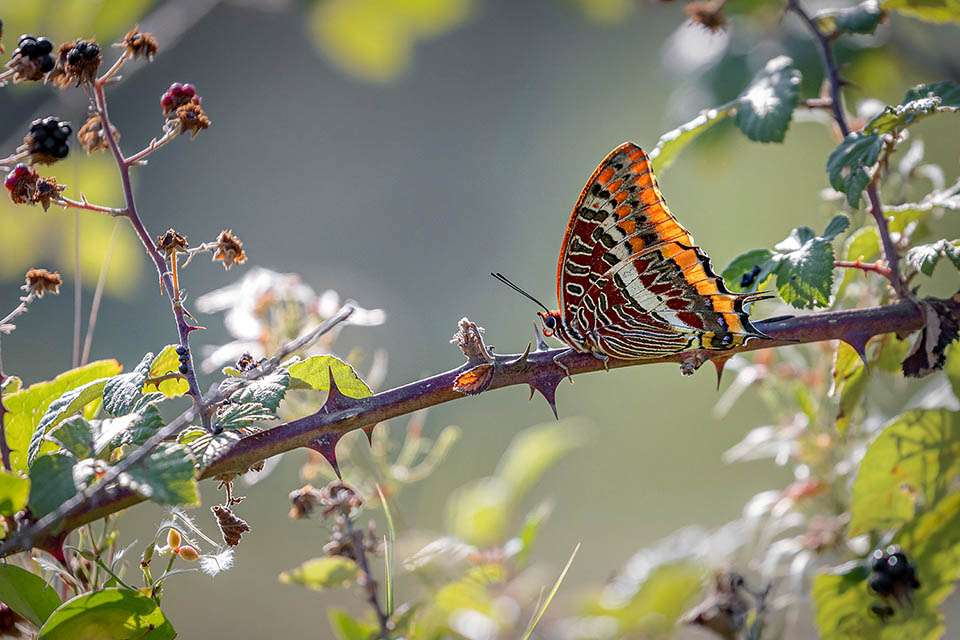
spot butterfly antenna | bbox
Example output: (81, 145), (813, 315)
(491, 272), (551, 313)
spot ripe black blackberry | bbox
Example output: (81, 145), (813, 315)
(10, 34), (55, 77)
(66, 40), (99, 66)
(27, 116), (72, 161)
(868, 545), (920, 607)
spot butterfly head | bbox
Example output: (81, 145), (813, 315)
(537, 310), (561, 338)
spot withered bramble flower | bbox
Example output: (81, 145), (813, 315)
(288, 484), (323, 519)
(121, 27), (158, 61)
(174, 103), (211, 139)
(31, 176), (66, 211)
(212, 230), (246, 270)
(211, 504), (250, 547)
(156, 228), (188, 253)
(22, 268), (62, 298)
(684, 0), (727, 32)
(4, 164), (39, 204)
(47, 39), (101, 88)
(77, 115), (118, 153)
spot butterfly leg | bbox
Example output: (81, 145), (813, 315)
(593, 352), (610, 372)
(552, 348), (576, 383)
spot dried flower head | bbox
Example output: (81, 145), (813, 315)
(77, 115), (118, 153)
(121, 27), (158, 61)
(175, 103), (211, 139)
(4, 164), (39, 204)
(22, 268), (62, 298)
(211, 504), (251, 547)
(31, 176), (66, 211)
(319, 481), (364, 518)
(684, 0), (727, 32)
(156, 228), (188, 254)
(212, 229), (246, 270)
(288, 484), (323, 519)
(48, 39), (101, 88)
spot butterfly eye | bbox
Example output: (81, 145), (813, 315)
(544, 316), (557, 330)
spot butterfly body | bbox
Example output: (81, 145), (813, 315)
(538, 142), (770, 364)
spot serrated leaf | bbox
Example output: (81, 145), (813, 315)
(835, 0), (885, 33)
(648, 103), (735, 171)
(849, 409), (959, 535)
(827, 132), (883, 208)
(735, 56), (802, 143)
(721, 248), (777, 293)
(288, 355), (373, 398)
(103, 353), (153, 416)
(864, 98), (955, 135)
(0, 470), (30, 516)
(279, 557), (359, 591)
(228, 369), (290, 412)
(3, 361), (121, 473)
(115, 443), (198, 505)
(882, 0), (960, 24)
(776, 237), (835, 309)
(905, 239), (960, 276)
(28, 453), (83, 519)
(178, 428), (258, 469)
(38, 588), (175, 640)
(30, 378), (111, 465)
(142, 345), (190, 398)
(47, 416), (96, 459)
(822, 214), (851, 241)
(0, 563), (61, 628)
(214, 403), (277, 431)
(903, 81), (960, 108)
(108, 403), (165, 448)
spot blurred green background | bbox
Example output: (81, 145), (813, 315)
(1, 0), (958, 637)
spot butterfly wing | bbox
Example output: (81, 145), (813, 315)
(556, 142), (768, 357)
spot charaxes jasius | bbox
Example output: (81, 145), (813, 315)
(495, 141), (772, 376)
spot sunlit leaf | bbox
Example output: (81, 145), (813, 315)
(849, 409), (959, 535)
(214, 402), (277, 431)
(0, 563), (61, 627)
(288, 355), (373, 398)
(142, 345), (190, 398)
(649, 103), (735, 171)
(735, 56), (802, 143)
(882, 0), (960, 24)
(103, 353), (153, 416)
(905, 239), (960, 276)
(38, 587), (175, 640)
(279, 557), (359, 591)
(832, 342), (867, 434)
(903, 81), (960, 107)
(328, 608), (379, 640)
(27, 453), (82, 519)
(0, 470), (30, 516)
(115, 443), (198, 505)
(47, 416), (96, 460)
(228, 369), (289, 412)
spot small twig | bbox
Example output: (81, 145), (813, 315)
(786, 0), (909, 300)
(97, 50), (130, 85)
(834, 259), (892, 278)
(144, 372), (186, 387)
(341, 513), (389, 637)
(81, 220), (121, 365)
(124, 127), (179, 166)
(56, 196), (128, 217)
(801, 97), (833, 110)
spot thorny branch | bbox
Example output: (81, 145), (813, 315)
(2, 296), (956, 559)
(786, 0), (910, 300)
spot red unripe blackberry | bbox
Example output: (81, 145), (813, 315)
(5, 164), (32, 190)
(182, 83), (196, 98)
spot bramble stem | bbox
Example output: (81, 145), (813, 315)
(92, 75), (210, 429)
(834, 259), (892, 278)
(124, 127), (179, 166)
(786, 0), (909, 299)
(2, 297), (955, 559)
(57, 196), (127, 216)
(341, 513), (390, 636)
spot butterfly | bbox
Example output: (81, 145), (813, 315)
(495, 142), (771, 374)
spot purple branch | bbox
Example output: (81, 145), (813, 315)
(92, 79), (210, 429)
(786, 0), (909, 299)
(4, 296), (953, 559)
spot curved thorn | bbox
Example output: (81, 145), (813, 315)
(322, 365), (355, 413)
(362, 424), (376, 447)
(534, 323), (549, 352)
(841, 331), (872, 372)
(306, 432), (342, 479)
(711, 356), (731, 390)
(506, 342), (532, 367)
(530, 372), (563, 419)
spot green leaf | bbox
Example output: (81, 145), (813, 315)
(649, 103), (735, 171)
(776, 237), (835, 309)
(898, 491), (960, 609)
(288, 355), (373, 398)
(0, 563), (61, 627)
(38, 588), (175, 640)
(510, 501), (553, 567)
(116, 443), (198, 505)
(28, 453), (83, 519)
(905, 239), (960, 276)
(3, 361), (121, 473)
(735, 56), (802, 143)
(47, 416), (96, 459)
(838, 227), (881, 295)
(822, 214), (852, 241)
(105, 400), (166, 449)
(903, 81), (960, 108)
(213, 402), (277, 431)
(30, 378), (110, 465)
(497, 420), (586, 496)
(228, 369), (290, 412)
(849, 409), (959, 535)
(102, 353), (153, 416)
(946, 342), (960, 399)
(882, 0), (960, 24)
(178, 429), (251, 469)
(328, 608), (378, 640)
(2, 377), (21, 393)
(721, 248), (777, 293)
(832, 342), (867, 434)
(142, 345), (190, 398)
(864, 97), (957, 135)
(827, 132), (883, 208)
(834, 0), (886, 33)
(0, 470), (30, 516)
(279, 557), (360, 591)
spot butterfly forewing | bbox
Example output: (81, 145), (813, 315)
(556, 142), (768, 358)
